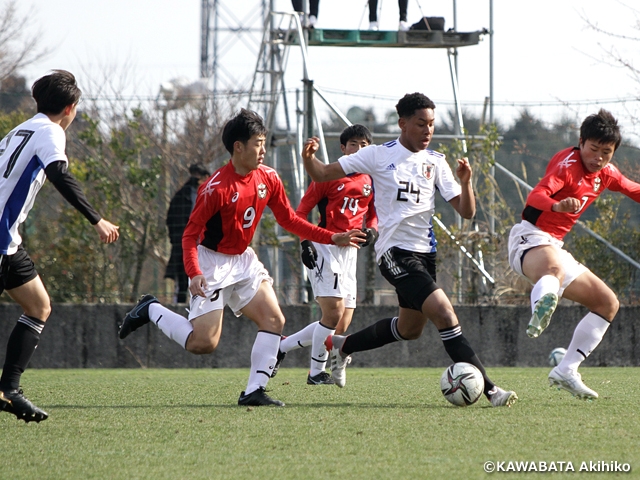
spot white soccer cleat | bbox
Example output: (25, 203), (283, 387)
(325, 335), (351, 388)
(489, 387), (518, 407)
(548, 367), (598, 399)
(527, 292), (558, 338)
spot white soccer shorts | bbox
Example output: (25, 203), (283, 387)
(508, 221), (587, 296)
(188, 246), (272, 319)
(306, 242), (357, 309)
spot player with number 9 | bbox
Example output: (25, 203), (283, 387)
(118, 109), (365, 407)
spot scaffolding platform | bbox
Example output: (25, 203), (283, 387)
(285, 28), (485, 48)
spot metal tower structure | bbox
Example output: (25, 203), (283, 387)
(200, 0), (268, 95)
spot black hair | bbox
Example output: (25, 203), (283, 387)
(188, 163), (211, 178)
(395, 92), (436, 119)
(580, 109), (622, 150)
(221, 108), (268, 154)
(31, 70), (82, 115)
(340, 124), (373, 146)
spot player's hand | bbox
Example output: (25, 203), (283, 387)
(300, 240), (318, 269)
(361, 228), (378, 248)
(455, 157), (472, 184)
(552, 197), (581, 213)
(189, 274), (207, 298)
(331, 229), (366, 248)
(94, 219), (120, 243)
(302, 137), (321, 160)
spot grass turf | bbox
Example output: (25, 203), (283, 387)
(1, 367), (638, 479)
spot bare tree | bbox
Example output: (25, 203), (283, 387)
(0, 0), (49, 81)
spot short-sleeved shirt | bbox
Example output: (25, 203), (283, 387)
(0, 113), (68, 255)
(338, 139), (461, 262)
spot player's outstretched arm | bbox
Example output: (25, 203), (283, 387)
(302, 136), (347, 182)
(93, 219), (120, 243)
(331, 229), (367, 248)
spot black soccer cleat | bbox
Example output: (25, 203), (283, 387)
(238, 387), (285, 407)
(118, 294), (159, 339)
(270, 344), (286, 378)
(307, 371), (335, 385)
(0, 389), (48, 423)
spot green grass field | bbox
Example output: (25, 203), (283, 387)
(2, 368), (638, 479)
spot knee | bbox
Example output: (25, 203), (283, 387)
(321, 309), (344, 329)
(186, 334), (219, 355)
(26, 302), (51, 322)
(603, 294), (620, 321)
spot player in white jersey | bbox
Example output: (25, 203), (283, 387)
(301, 92), (518, 407)
(0, 70), (120, 422)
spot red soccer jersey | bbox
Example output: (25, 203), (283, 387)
(296, 173), (378, 235)
(523, 146), (640, 240)
(182, 161), (334, 278)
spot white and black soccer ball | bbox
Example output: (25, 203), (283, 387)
(548, 347), (567, 367)
(440, 362), (484, 407)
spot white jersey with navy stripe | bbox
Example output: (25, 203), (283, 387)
(338, 139), (461, 262)
(0, 113), (68, 254)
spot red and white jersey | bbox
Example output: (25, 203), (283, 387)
(296, 173), (377, 234)
(0, 113), (68, 255)
(523, 146), (640, 240)
(182, 161), (334, 278)
(338, 140), (461, 261)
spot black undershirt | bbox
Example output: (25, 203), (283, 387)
(44, 161), (101, 225)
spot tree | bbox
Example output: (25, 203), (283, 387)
(0, 0), (49, 81)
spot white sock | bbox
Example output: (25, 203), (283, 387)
(558, 312), (610, 374)
(309, 322), (335, 376)
(530, 275), (560, 313)
(149, 304), (193, 348)
(280, 321), (317, 353)
(245, 331), (281, 394)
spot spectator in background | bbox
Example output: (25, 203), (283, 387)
(368, 0), (409, 31)
(291, 0), (319, 28)
(165, 163), (211, 303)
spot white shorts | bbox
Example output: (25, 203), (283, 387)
(307, 242), (357, 309)
(188, 246), (272, 319)
(508, 221), (588, 296)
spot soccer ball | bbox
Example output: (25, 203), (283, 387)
(548, 347), (567, 366)
(440, 362), (484, 407)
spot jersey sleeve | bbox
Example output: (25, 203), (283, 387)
(267, 173), (334, 244)
(526, 163), (568, 211)
(606, 165), (640, 203)
(182, 183), (217, 278)
(295, 181), (325, 220)
(435, 156), (462, 202)
(38, 124), (69, 167)
(338, 145), (375, 176)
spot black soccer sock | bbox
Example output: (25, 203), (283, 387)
(342, 317), (404, 355)
(439, 325), (495, 395)
(0, 315), (45, 391)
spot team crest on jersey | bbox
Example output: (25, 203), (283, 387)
(257, 183), (267, 199)
(422, 163), (435, 180)
(362, 184), (372, 197)
(593, 177), (602, 192)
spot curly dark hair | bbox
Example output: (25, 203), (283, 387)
(395, 93), (436, 119)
